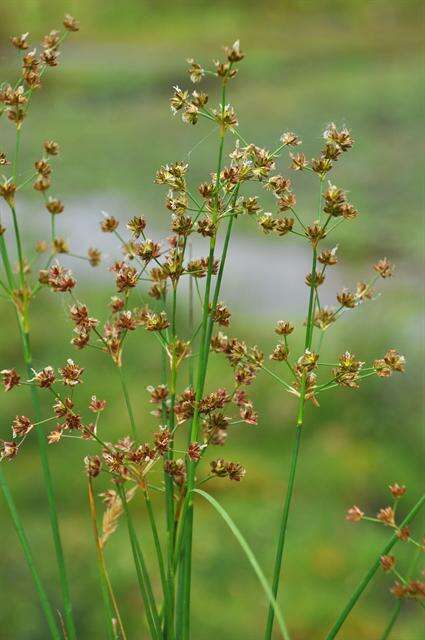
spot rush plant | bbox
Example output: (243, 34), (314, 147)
(0, 18), (423, 640)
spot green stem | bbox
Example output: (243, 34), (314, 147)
(325, 493), (425, 640)
(0, 466), (61, 639)
(87, 480), (120, 640)
(143, 487), (167, 606)
(263, 424), (302, 639)
(117, 365), (137, 440)
(379, 601), (402, 640)
(264, 199), (320, 639)
(118, 485), (161, 640)
(20, 326), (77, 640)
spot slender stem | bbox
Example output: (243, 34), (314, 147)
(143, 487), (167, 604)
(0, 466), (61, 639)
(117, 365), (137, 440)
(118, 485), (161, 640)
(19, 325), (77, 640)
(87, 480), (122, 640)
(264, 183), (322, 640)
(263, 424), (302, 639)
(325, 494), (425, 640)
(379, 601), (402, 640)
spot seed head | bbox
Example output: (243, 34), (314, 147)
(63, 14), (80, 32)
(374, 258), (394, 278)
(389, 483), (406, 498)
(346, 505), (364, 522)
(11, 32), (29, 50)
(377, 506), (395, 526)
(1, 368), (20, 391)
(12, 415), (33, 438)
(380, 555), (396, 572)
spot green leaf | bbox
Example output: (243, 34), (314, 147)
(193, 489), (291, 640)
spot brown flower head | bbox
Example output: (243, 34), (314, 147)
(380, 555), (396, 572)
(1, 440), (18, 460)
(346, 505), (364, 522)
(34, 366), (55, 388)
(377, 506), (395, 526)
(1, 368), (20, 391)
(59, 359), (84, 386)
(46, 197), (64, 214)
(84, 455), (101, 478)
(11, 32), (29, 50)
(101, 216), (119, 232)
(63, 14), (80, 32)
(12, 415), (33, 438)
(44, 140), (60, 156)
(89, 396), (107, 413)
(290, 152), (308, 171)
(374, 258), (394, 279)
(186, 58), (204, 83)
(280, 132), (301, 147)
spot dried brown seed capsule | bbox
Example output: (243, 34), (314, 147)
(41, 48), (60, 67)
(305, 271), (325, 287)
(34, 366), (56, 388)
(127, 216), (146, 238)
(89, 396), (106, 412)
(275, 320), (294, 335)
(88, 247), (101, 267)
(227, 462), (246, 481)
(396, 526), (410, 542)
(63, 14), (80, 32)
(46, 197), (64, 214)
(374, 257), (394, 278)
(312, 156), (333, 175)
(307, 223), (326, 246)
(275, 217), (294, 236)
(1, 368), (21, 391)
(390, 581), (408, 599)
(59, 359), (84, 386)
(270, 343), (288, 361)
(337, 289), (357, 309)
(380, 555), (396, 572)
(0, 179), (17, 204)
(0, 152), (9, 166)
(11, 32), (29, 50)
(389, 483), (406, 498)
(1, 441), (18, 460)
(346, 505), (364, 522)
(101, 216), (119, 232)
(188, 442), (201, 461)
(280, 132), (301, 147)
(84, 455), (101, 477)
(33, 176), (51, 192)
(212, 302), (231, 327)
(43, 30), (60, 50)
(224, 40), (244, 63)
(323, 123), (354, 152)
(43, 140), (60, 156)
(290, 152), (308, 170)
(116, 264), (138, 291)
(377, 506), (395, 526)
(318, 247), (338, 266)
(35, 159), (51, 176)
(186, 58), (205, 83)
(213, 105), (238, 131)
(12, 415), (33, 438)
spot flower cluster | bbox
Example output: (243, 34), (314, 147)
(347, 484), (424, 604)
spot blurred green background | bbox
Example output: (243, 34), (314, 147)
(0, 1), (423, 638)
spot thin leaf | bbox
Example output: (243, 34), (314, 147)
(193, 489), (291, 640)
